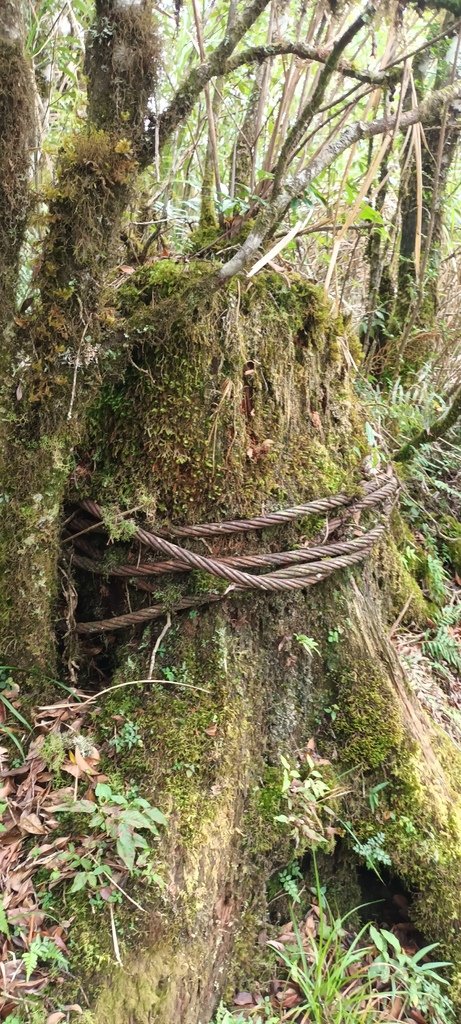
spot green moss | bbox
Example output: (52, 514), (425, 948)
(79, 263), (363, 530)
(320, 587), (461, 1007)
(27, 260), (459, 1018)
(41, 732), (66, 773)
(334, 657), (404, 770)
(186, 224), (221, 254)
(373, 536), (430, 628)
(243, 766), (289, 862)
(0, 40), (34, 330)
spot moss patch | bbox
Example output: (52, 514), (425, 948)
(77, 262), (364, 527)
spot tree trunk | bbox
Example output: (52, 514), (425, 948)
(0, 0), (157, 671)
(45, 266), (461, 1021)
(0, 1), (35, 334)
(3, 6), (461, 1022)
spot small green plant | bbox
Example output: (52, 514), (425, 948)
(54, 783), (167, 873)
(264, 859), (454, 1024)
(109, 719), (143, 753)
(278, 860), (303, 904)
(368, 780), (390, 813)
(267, 858), (379, 1024)
(213, 1005), (246, 1024)
(294, 634), (320, 655)
(423, 604), (461, 675)
(425, 552), (450, 605)
(172, 759), (196, 777)
(22, 936), (68, 981)
(368, 925), (454, 1022)
(351, 830), (392, 873)
(324, 703), (339, 722)
(275, 753), (342, 848)
(401, 542), (418, 571)
(64, 854), (112, 895)
(0, 666), (31, 759)
(213, 1000), (278, 1023)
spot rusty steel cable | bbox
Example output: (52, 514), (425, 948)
(79, 472), (391, 538)
(71, 469), (398, 635)
(70, 525), (385, 579)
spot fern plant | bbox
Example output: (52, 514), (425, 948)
(423, 604), (461, 674)
(425, 552), (450, 605)
(22, 936), (68, 981)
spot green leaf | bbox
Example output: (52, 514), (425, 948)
(365, 421), (377, 447)
(409, 943), (440, 964)
(120, 809), (157, 831)
(380, 928), (401, 952)
(116, 826), (137, 872)
(0, 897), (10, 936)
(69, 872), (89, 893)
(0, 693), (31, 730)
(95, 782), (113, 801)
(23, 948), (39, 981)
(144, 806), (167, 827)
(0, 724), (26, 759)
(369, 924), (385, 952)
(358, 203), (384, 224)
(54, 798), (96, 814)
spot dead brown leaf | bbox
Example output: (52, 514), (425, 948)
(18, 812), (47, 835)
(233, 991), (254, 1007)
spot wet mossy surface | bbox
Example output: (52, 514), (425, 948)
(77, 261), (363, 525)
(4, 258), (461, 1019)
(319, 583), (461, 1005)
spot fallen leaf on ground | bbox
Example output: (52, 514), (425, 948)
(233, 991), (254, 1007)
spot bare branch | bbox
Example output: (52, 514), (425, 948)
(144, 1), (460, 172)
(218, 80), (461, 282)
(151, 0), (271, 156)
(224, 40), (388, 85)
(271, 3), (377, 192)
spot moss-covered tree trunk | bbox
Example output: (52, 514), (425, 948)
(3, 6), (461, 1023)
(51, 266), (461, 1021)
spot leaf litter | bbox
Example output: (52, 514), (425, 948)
(0, 678), (165, 1018)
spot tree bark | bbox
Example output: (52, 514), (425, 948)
(3, 6), (461, 1022)
(0, 1), (35, 335)
(54, 267), (461, 1021)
